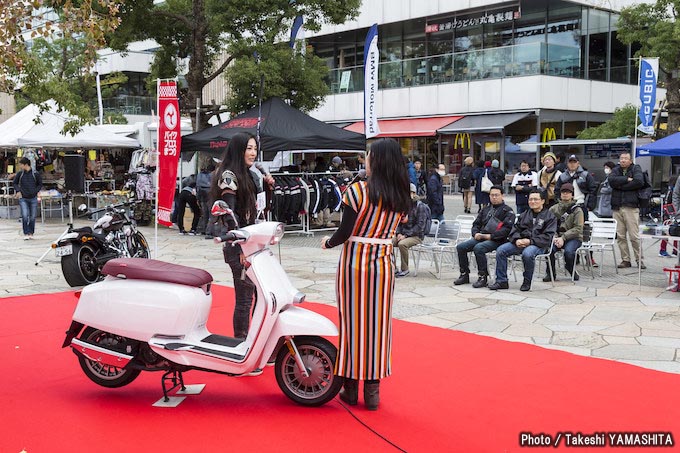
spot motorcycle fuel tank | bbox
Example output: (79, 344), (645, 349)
(73, 277), (212, 341)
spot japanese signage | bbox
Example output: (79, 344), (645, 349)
(156, 79), (181, 227)
(426, 8), (520, 33)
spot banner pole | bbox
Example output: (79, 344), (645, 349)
(633, 56), (641, 164)
(154, 78), (160, 259)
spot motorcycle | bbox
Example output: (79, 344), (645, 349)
(54, 200), (150, 287)
(61, 213), (343, 406)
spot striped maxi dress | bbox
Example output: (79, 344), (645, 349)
(335, 181), (404, 380)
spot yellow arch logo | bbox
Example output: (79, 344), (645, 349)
(455, 132), (471, 149)
(541, 127), (557, 148)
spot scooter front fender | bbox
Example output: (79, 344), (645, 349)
(260, 306), (338, 366)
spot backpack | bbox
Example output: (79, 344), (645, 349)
(459, 167), (472, 190)
(638, 169), (652, 209)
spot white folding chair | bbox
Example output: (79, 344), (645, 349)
(454, 215), (475, 245)
(412, 220), (458, 279)
(578, 218), (618, 277)
(407, 219), (440, 275)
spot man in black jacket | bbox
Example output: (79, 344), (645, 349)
(608, 152), (645, 269)
(12, 157), (43, 239)
(489, 188), (557, 291)
(393, 183), (431, 278)
(454, 185), (515, 288)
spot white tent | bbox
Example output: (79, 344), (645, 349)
(0, 101), (140, 149)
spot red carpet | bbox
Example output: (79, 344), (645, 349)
(1, 286), (679, 452)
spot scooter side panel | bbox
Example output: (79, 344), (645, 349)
(73, 277), (211, 341)
(248, 250), (299, 307)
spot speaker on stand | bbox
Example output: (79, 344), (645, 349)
(64, 154), (85, 193)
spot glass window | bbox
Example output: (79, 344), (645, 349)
(403, 17), (426, 59)
(428, 30), (452, 56)
(546, 1), (582, 77)
(588, 9), (609, 81)
(610, 30), (628, 83)
(380, 22), (403, 61)
(513, 0), (546, 46)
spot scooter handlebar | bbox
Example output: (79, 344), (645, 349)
(213, 233), (237, 244)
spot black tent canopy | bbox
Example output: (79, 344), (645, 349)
(181, 97), (366, 160)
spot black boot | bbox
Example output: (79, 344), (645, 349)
(339, 378), (358, 405)
(454, 273), (469, 286)
(520, 278), (532, 291)
(364, 380), (380, 411)
(472, 274), (488, 288)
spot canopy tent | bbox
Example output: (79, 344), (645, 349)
(180, 97), (366, 159)
(0, 101), (140, 149)
(636, 132), (680, 157)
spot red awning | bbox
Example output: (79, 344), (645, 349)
(344, 116), (463, 138)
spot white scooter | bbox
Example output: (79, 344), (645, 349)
(62, 208), (343, 407)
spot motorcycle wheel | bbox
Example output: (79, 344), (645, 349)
(77, 327), (141, 388)
(275, 336), (343, 407)
(61, 243), (101, 287)
(130, 232), (150, 258)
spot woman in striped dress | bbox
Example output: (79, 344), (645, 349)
(321, 138), (411, 410)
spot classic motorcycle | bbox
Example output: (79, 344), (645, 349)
(62, 216), (343, 406)
(54, 200), (150, 287)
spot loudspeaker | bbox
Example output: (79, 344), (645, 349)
(64, 154), (85, 193)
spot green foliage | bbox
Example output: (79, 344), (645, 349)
(226, 45), (330, 114)
(577, 104), (638, 139)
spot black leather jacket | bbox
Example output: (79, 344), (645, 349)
(471, 202), (515, 243)
(508, 208), (557, 250)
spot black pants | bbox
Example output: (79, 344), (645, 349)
(197, 191), (212, 235)
(223, 244), (256, 339)
(177, 190), (200, 233)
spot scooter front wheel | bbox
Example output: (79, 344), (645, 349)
(275, 336), (343, 407)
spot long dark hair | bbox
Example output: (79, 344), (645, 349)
(366, 138), (411, 214)
(210, 132), (257, 224)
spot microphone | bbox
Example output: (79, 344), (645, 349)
(350, 169), (367, 184)
(254, 162), (270, 177)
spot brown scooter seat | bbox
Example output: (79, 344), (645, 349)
(102, 258), (213, 288)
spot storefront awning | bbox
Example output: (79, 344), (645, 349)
(436, 112), (532, 134)
(344, 116), (463, 137)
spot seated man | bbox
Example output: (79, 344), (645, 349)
(393, 183), (431, 278)
(454, 185), (515, 288)
(489, 188), (557, 292)
(544, 183), (584, 282)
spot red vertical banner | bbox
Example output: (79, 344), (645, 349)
(156, 80), (181, 226)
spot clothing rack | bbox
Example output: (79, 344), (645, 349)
(268, 171), (358, 236)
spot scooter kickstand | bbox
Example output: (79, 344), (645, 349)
(161, 369), (186, 402)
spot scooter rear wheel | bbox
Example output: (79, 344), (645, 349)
(77, 327), (141, 388)
(275, 336), (343, 407)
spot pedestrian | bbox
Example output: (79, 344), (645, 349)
(555, 154), (598, 219)
(608, 152), (645, 269)
(454, 185), (515, 288)
(489, 159), (505, 186)
(473, 160), (491, 212)
(12, 157), (42, 240)
(594, 161), (615, 218)
(544, 183), (584, 281)
(510, 160), (538, 214)
(537, 152), (562, 207)
(393, 183), (431, 277)
(195, 163), (215, 236)
(426, 163), (445, 222)
(211, 132), (275, 340)
(659, 175), (678, 257)
(176, 174), (201, 235)
(489, 188), (557, 292)
(321, 137), (411, 411)
(459, 156), (475, 213)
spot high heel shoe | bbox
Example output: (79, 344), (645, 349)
(339, 378), (358, 405)
(364, 380), (380, 410)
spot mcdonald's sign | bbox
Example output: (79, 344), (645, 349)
(454, 132), (471, 149)
(541, 127), (557, 148)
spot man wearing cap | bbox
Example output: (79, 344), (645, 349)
(393, 183), (431, 278)
(555, 154), (597, 219)
(489, 159), (505, 187)
(537, 152), (561, 207)
(544, 183), (584, 281)
(329, 156), (343, 172)
(454, 185), (515, 288)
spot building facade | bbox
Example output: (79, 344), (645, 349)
(307, 0), (651, 175)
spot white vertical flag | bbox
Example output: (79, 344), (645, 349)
(364, 23), (380, 138)
(638, 57), (658, 135)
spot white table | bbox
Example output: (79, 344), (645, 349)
(638, 233), (680, 288)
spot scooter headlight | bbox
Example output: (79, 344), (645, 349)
(270, 223), (285, 245)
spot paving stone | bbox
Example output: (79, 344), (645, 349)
(639, 297), (680, 307)
(593, 344), (676, 361)
(401, 316), (457, 330)
(518, 298), (555, 309)
(603, 336), (639, 345)
(455, 318), (510, 333)
(597, 323), (641, 337)
(552, 332), (608, 349)
(582, 307), (653, 324)
(619, 360), (680, 374)
(504, 323), (552, 338)
(638, 336), (680, 349)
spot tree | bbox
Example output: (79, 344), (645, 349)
(577, 104), (637, 139)
(0, 0), (123, 95)
(617, 1), (680, 136)
(107, 0), (360, 130)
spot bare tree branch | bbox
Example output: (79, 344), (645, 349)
(152, 9), (194, 30)
(205, 54), (235, 85)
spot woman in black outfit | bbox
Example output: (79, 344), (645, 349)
(210, 132), (274, 339)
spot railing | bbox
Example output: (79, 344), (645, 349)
(327, 42), (582, 94)
(93, 95), (155, 116)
